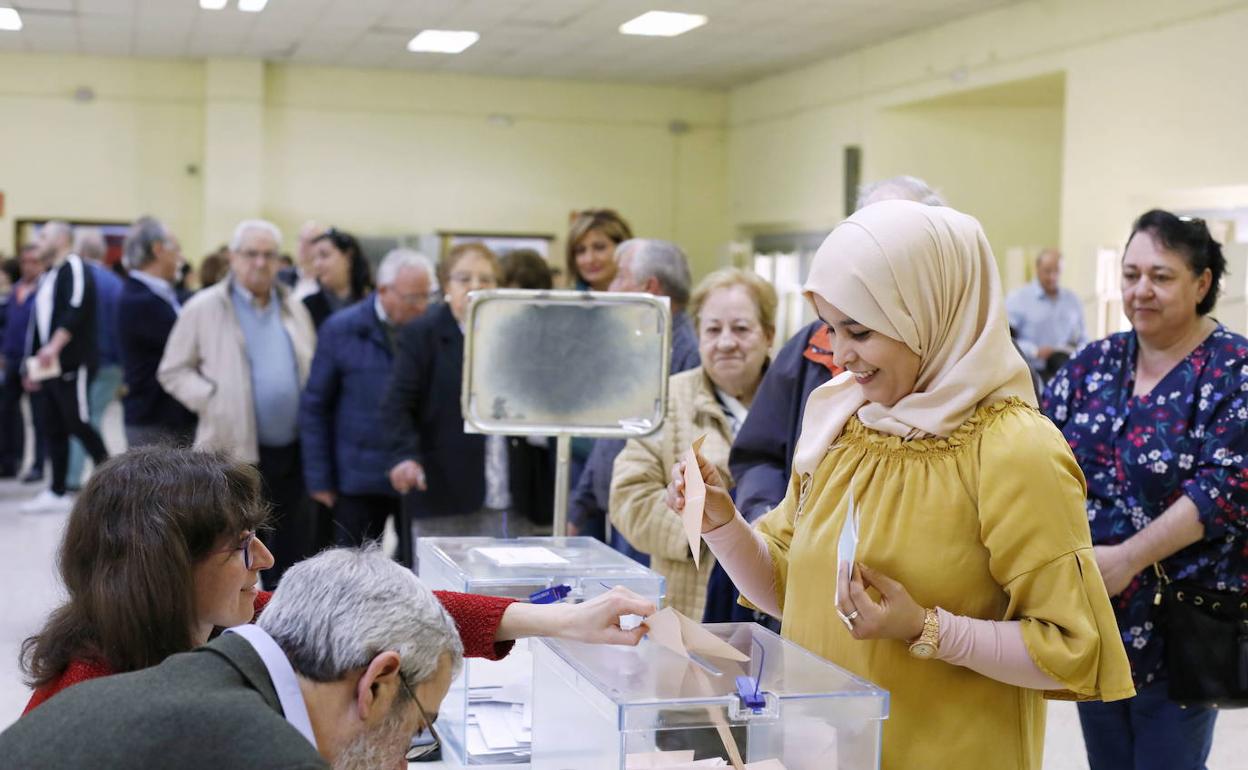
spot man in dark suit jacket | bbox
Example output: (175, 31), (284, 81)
(0, 548), (462, 770)
(118, 216), (196, 447)
(300, 249), (438, 566)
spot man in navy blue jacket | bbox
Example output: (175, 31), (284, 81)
(1, 245), (47, 480)
(117, 217), (196, 447)
(300, 249), (437, 566)
(21, 222), (109, 512)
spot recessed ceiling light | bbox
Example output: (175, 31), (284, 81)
(0, 7), (23, 31)
(198, 0), (227, 9)
(238, 0), (268, 11)
(407, 30), (479, 54)
(619, 11), (707, 37)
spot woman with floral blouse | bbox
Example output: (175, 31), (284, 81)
(1043, 209), (1248, 770)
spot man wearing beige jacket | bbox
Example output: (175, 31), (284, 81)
(159, 219), (317, 586)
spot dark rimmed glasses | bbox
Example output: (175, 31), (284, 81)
(400, 674), (441, 762)
(214, 531), (256, 570)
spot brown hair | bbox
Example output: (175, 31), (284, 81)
(21, 447), (269, 686)
(565, 209), (633, 286)
(689, 267), (779, 336)
(438, 242), (502, 289)
(199, 250), (229, 288)
(501, 248), (553, 290)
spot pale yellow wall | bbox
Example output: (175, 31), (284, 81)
(728, 0), (1248, 306)
(0, 53), (204, 255)
(0, 55), (729, 278)
(261, 64), (729, 277)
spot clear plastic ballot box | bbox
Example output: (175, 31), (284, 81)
(530, 622), (889, 770)
(417, 536), (666, 766)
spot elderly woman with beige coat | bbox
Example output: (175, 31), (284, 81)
(610, 268), (776, 619)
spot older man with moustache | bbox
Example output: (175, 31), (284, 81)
(160, 219), (317, 585)
(300, 249), (438, 567)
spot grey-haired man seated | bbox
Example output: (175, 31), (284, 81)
(2, 548), (551, 769)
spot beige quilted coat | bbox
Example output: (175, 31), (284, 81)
(609, 367), (735, 620)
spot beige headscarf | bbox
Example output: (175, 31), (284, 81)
(791, 199), (1036, 476)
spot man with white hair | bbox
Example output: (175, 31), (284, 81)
(568, 238), (700, 559)
(20, 221), (110, 513)
(160, 219), (317, 585)
(0, 547), (462, 769)
(300, 249), (438, 566)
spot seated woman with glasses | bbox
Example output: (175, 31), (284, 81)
(383, 242), (550, 539)
(21, 446), (656, 715)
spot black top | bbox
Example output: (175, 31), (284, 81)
(27, 253), (98, 372)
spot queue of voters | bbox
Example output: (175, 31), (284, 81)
(2, 2), (1248, 769)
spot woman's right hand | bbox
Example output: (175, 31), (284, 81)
(665, 450), (737, 532)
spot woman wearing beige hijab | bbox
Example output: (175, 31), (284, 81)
(668, 200), (1134, 769)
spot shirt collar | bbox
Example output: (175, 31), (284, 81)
(225, 624), (318, 749)
(130, 269), (177, 300)
(374, 294), (391, 326)
(232, 279), (277, 310)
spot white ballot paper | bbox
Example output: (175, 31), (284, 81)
(834, 488), (860, 631)
(474, 546), (569, 566)
(464, 640), (534, 758)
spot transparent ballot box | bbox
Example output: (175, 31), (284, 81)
(531, 622), (888, 770)
(417, 536), (666, 766)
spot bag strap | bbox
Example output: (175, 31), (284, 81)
(1152, 562), (1170, 607)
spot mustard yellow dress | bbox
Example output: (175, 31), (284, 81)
(753, 399), (1134, 770)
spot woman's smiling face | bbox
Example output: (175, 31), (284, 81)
(812, 294), (921, 407)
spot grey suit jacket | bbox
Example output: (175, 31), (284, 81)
(0, 633), (328, 769)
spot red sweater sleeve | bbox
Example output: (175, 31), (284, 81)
(433, 591), (518, 660)
(257, 589), (517, 660)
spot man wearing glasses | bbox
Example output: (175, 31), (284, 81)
(300, 248), (440, 567)
(159, 219), (318, 586)
(0, 548), (460, 769)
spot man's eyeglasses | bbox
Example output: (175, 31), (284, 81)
(400, 674), (441, 761)
(214, 531), (256, 570)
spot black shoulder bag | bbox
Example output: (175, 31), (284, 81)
(1153, 564), (1248, 708)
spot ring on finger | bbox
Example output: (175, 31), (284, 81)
(845, 610), (860, 621)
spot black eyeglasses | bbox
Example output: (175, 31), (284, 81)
(400, 675), (441, 762)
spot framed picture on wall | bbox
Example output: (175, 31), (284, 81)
(15, 217), (132, 268)
(437, 231), (555, 261)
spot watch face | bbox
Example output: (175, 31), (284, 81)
(911, 642), (936, 659)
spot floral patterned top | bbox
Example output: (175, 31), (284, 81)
(1042, 324), (1248, 686)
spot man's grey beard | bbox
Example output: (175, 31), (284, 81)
(333, 704), (413, 770)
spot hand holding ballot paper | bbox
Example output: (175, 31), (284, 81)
(669, 434), (737, 536)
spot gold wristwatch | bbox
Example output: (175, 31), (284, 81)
(908, 607), (940, 659)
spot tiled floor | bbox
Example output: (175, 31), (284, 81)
(0, 402), (1244, 767)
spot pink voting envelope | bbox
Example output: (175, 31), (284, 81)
(682, 435), (708, 568)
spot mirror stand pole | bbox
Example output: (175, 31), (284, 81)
(552, 433), (572, 536)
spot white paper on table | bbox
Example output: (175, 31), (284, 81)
(465, 723), (527, 757)
(474, 546), (569, 566)
(473, 701), (528, 750)
(626, 750), (696, 769)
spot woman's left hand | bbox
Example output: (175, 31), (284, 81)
(1093, 543), (1142, 597)
(844, 563), (927, 642)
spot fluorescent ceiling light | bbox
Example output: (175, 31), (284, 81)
(0, 7), (23, 31)
(198, 0), (228, 9)
(407, 30), (479, 54)
(238, 0), (268, 11)
(619, 11), (707, 37)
